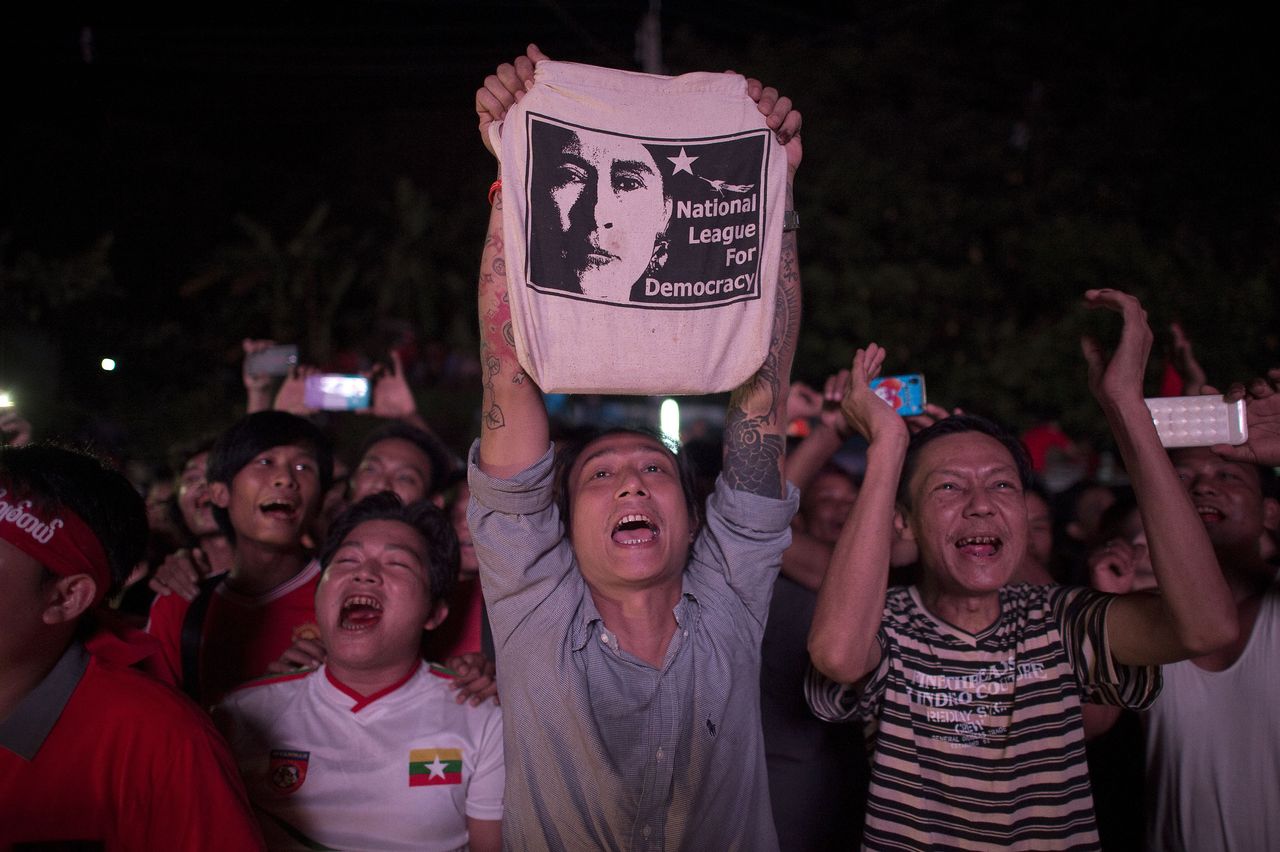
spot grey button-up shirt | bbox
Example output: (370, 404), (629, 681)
(468, 442), (798, 851)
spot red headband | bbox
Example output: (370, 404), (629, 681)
(0, 484), (112, 607)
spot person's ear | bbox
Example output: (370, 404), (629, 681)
(42, 574), (98, 625)
(424, 600), (449, 632)
(1262, 497), (1280, 533)
(893, 507), (915, 541)
(210, 481), (230, 509)
(431, 493), (446, 509)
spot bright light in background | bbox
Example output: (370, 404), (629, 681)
(659, 398), (681, 450)
(0, 390), (13, 409)
(100, 358), (116, 371)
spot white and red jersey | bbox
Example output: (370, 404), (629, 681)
(215, 660), (503, 851)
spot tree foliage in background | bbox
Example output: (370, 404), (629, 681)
(666, 3), (1278, 446)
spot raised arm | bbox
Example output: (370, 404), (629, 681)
(1083, 289), (1237, 664)
(808, 345), (909, 684)
(474, 45), (551, 478)
(784, 371), (852, 490)
(781, 372), (852, 590)
(722, 84), (802, 497)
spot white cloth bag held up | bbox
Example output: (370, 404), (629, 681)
(489, 60), (787, 395)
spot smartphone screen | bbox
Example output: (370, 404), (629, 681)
(303, 374), (371, 411)
(869, 374), (927, 417)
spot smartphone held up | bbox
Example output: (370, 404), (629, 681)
(869, 374), (926, 417)
(244, 344), (299, 377)
(304, 374), (371, 411)
(1145, 395), (1248, 448)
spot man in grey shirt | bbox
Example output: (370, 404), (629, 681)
(469, 45), (804, 851)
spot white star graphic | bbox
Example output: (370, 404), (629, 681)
(667, 148), (698, 175)
(426, 756), (447, 779)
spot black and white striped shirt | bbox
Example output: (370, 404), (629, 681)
(806, 583), (1159, 851)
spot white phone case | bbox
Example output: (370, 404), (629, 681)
(1144, 395), (1248, 448)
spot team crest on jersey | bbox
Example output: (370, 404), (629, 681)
(269, 749), (310, 794)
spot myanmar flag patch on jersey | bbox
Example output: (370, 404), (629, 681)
(408, 748), (462, 786)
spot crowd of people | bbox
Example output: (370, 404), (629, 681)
(4, 43), (1280, 852)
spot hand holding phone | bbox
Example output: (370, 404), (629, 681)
(869, 374), (927, 417)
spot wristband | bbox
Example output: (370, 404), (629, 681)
(488, 179), (503, 206)
(782, 209), (799, 232)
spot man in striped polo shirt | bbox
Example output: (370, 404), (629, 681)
(806, 290), (1237, 849)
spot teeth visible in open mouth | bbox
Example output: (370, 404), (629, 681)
(956, 535), (1000, 547)
(340, 595), (383, 630)
(613, 513), (659, 544)
(260, 500), (295, 513)
(615, 513), (656, 532)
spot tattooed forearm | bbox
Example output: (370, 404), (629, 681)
(721, 226), (800, 495)
(722, 408), (785, 496)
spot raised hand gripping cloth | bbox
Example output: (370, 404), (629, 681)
(491, 60), (788, 395)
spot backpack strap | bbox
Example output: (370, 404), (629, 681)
(180, 574), (226, 703)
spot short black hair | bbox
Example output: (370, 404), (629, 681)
(355, 422), (453, 497)
(0, 443), (148, 598)
(207, 411), (334, 540)
(898, 414), (1034, 510)
(319, 492), (457, 607)
(553, 426), (701, 532)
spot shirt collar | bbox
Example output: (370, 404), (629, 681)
(569, 574), (700, 652)
(322, 660), (422, 714)
(0, 642), (89, 760)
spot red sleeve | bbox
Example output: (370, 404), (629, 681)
(144, 592), (190, 689)
(114, 679), (266, 849)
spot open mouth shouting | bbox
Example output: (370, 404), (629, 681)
(259, 497), (299, 522)
(340, 595), (383, 631)
(955, 535), (1002, 559)
(613, 513), (660, 546)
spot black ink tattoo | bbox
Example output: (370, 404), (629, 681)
(721, 231), (800, 497)
(722, 408), (784, 495)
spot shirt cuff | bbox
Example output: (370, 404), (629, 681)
(709, 476), (800, 534)
(467, 439), (557, 516)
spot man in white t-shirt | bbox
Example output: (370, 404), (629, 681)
(215, 493), (503, 851)
(1095, 445), (1280, 851)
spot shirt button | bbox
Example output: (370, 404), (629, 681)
(600, 633), (609, 644)
(642, 825), (651, 838)
(656, 747), (664, 761)
(683, 630), (689, 637)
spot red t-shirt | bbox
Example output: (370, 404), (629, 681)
(147, 560), (321, 706)
(0, 645), (265, 849)
(424, 577), (486, 662)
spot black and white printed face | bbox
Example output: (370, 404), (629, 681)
(527, 117), (771, 310)
(541, 126), (672, 301)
